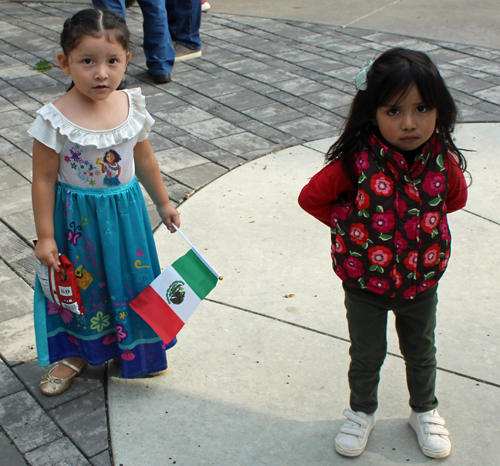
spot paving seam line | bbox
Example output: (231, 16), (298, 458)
(205, 298), (500, 389)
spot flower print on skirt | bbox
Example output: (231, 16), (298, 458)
(33, 178), (176, 378)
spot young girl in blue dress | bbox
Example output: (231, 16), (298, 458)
(299, 48), (468, 459)
(29, 8), (180, 396)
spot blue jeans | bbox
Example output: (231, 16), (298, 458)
(166, 0), (201, 51)
(93, 0), (201, 75)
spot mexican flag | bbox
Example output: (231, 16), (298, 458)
(130, 249), (219, 343)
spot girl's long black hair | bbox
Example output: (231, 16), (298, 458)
(327, 47), (467, 191)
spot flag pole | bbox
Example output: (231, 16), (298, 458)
(173, 224), (222, 280)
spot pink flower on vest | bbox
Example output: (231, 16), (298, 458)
(331, 203), (351, 225)
(422, 171), (446, 196)
(404, 216), (419, 240)
(366, 277), (391, 294)
(405, 183), (420, 201)
(367, 134), (377, 146)
(421, 211), (441, 234)
(423, 244), (441, 267)
(368, 245), (393, 267)
(412, 159), (426, 177)
(350, 223), (369, 245)
(333, 234), (346, 254)
(331, 211), (340, 229)
(338, 203), (352, 219)
(390, 265), (403, 288)
(404, 250), (418, 271)
(439, 250), (450, 271)
(355, 151), (369, 174)
(372, 210), (395, 233)
(356, 189), (370, 210)
(417, 279), (437, 293)
(386, 162), (399, 181)
(393, 192), (407, 219)
(440, 217), (451, 241)
(334, 264), (347, 281)
(394, 231), (408, 255)
(403, 286), (417, 299)
(370, 172), (394, 196)
(344, 256), (364, 278)
(393, 152), (406, 170)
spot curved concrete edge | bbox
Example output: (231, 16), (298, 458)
(109, 123), (500, 464)
(211, 0), (500, 49)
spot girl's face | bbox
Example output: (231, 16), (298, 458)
(105, 152), (115, 163)
(57, 34), (130, 102)
(374, 85), (438, 152)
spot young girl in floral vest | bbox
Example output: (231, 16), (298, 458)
(299, 48), (467, 459)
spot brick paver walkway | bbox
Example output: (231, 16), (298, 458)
(0, 2), (499, 464)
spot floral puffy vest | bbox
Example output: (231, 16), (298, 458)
(331, 133), (451, 299)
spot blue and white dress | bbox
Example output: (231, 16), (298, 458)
(28, 88), (175, 378)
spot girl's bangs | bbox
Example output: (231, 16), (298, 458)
(376, 65), (414, 107)
(378, 65), (437, 110)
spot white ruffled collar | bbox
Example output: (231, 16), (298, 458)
(36, 88), (152, 149)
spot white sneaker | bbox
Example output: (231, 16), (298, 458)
(335, 408), (376, 457)
(201, 1), (210, 12)
(409, 409), (451, 458)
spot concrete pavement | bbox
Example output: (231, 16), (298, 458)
(0, 1), (499, 465)
(211, 0), (500, 49)
(113, 124), (500, 465)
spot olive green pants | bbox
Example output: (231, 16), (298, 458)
(343, 283), (439, 414)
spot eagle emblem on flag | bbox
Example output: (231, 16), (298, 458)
(167, 281), (186, 305)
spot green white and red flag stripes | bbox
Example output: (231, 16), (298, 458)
(130, 249), (218, 343)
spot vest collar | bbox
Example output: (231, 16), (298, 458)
(366, 132), (441, 181)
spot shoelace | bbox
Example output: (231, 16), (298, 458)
(419, 411), (450, 436)
(339, 409), (370, 437)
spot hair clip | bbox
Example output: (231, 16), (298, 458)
(355, 60), (374, 91)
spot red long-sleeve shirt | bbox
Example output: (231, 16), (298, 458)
(299, 154), (467, 227)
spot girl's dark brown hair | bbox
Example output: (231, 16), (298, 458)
(327, 47), (467, 192)
(60, 8), (133, 57)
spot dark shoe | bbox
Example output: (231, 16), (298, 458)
(117, 78), (127, 90)
(150, 72), (172, 84)
(125, 0), (136, 8)
(174, 43), (202, 62)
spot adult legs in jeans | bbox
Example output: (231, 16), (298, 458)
(344, 284), (439, 414)
(166, 0), (202, 51)
(93, 0), (174, 76)
(93, 0), (126, 16)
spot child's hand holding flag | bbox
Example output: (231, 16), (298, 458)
(130, 226), (221, 343)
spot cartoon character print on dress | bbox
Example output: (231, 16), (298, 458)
(330, 132), (451, 299)
(62, 146), (125, 187)
(63, 145), (101, 186)
(98, 149), (122, 187)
